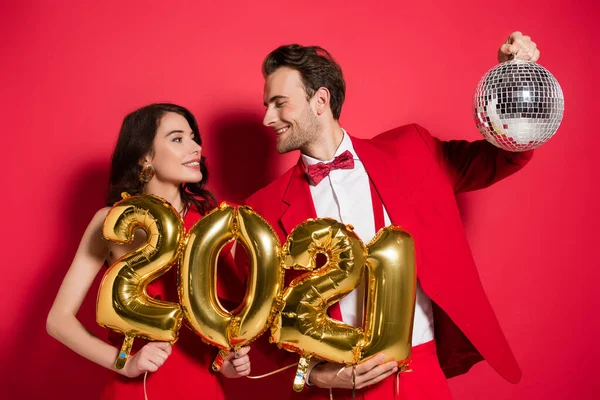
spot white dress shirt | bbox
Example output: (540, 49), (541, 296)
(301, 130), (435, 346)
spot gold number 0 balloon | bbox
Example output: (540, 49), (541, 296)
(271, 219), (416, 391)
(179, 203), (283, 370)
(97, 194), (185, 370)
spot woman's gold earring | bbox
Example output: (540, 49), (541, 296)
(139, 165), (155, 184)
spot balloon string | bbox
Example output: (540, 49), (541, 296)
(246, 363), (298, 379)
(394, 364), (413, 398)
(327, 365), (356, 400)
(351, 365), (356, 400)
(143, 371), (149, 400)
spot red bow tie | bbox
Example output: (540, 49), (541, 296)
(307, 150), (355, 185)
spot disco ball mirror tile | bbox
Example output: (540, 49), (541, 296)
(473, 59), (564, 151)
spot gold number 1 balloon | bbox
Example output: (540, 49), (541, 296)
(361, 226), (416, 368)
(97, 194), (184, 370)
(179, 203), (283, 370)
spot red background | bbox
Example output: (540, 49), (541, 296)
(1, 0), (598, 398)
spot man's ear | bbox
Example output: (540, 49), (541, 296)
(314, 87), (331, 116)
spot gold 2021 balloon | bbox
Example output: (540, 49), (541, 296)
(97, 194), (185, 370)
(179, 203), (283, 370)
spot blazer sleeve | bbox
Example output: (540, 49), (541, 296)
(413, 124), (534, 193)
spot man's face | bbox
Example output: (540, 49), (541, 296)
(263, 67), (321, 154)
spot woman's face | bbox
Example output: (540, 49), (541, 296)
(144, 111), (203, 185)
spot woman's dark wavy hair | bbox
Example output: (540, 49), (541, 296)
(107, 103), (216, 214)
(262, 44), (346, 120)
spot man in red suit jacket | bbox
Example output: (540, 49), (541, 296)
(244, 32), (540, 399)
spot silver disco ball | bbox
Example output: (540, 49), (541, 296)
(473, 59), (564, 151)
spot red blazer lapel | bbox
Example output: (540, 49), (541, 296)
(280, 158), (318, 237)
(351, 135), (430, 235)
(351, 134), (435, 285)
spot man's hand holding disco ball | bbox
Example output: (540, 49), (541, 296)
(475, 31), (564, 152)
(498, 31), (540, 63)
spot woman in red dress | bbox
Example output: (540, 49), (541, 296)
(47, 103), (250, 399)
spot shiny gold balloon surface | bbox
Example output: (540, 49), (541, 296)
(272, 221), (417, 392)
(179, 203), (283, 370)
(362, 226), (416, 367)
(97, 194), (184, 369)
(272, 218), (367, 365)
(232, 206), (283, 345)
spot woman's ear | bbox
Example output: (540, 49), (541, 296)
(140, 154), (152, 167)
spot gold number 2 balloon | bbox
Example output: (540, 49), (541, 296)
(271, 219), (416, 391)
(97, 194), (185, 370)
(179, 203), (283, 370)
(271, 218), (367, 390)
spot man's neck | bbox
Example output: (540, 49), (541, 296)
(302, 121), (344, 161)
